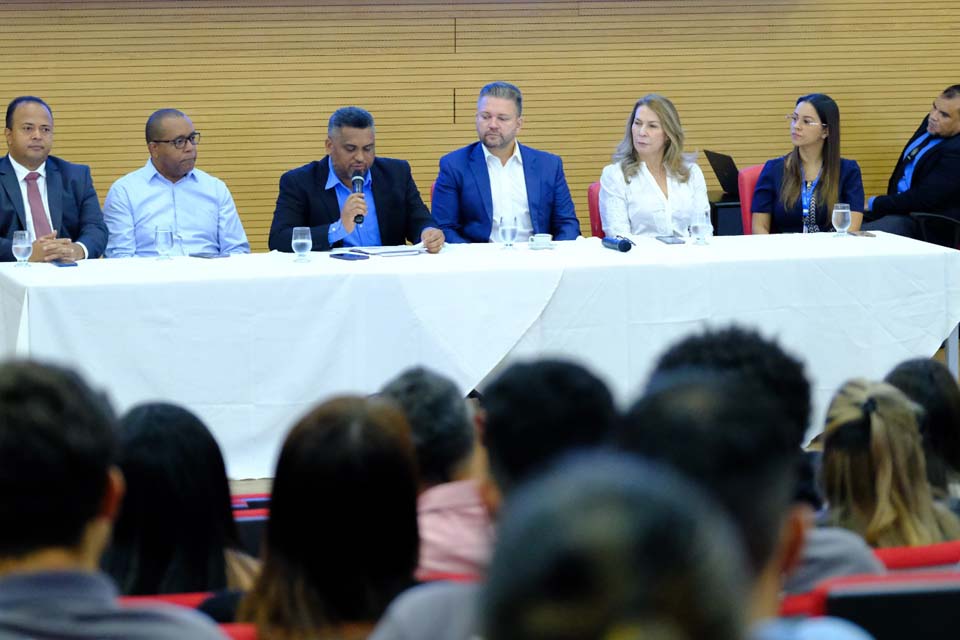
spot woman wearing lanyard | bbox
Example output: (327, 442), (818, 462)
(752, 94), (864, 234)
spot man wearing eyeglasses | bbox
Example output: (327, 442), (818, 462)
(863, 84), (960, 243)
(102, 108), (249, 258)
(0, 96), (108, 262)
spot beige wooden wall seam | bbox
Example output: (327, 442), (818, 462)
(1, 0), (955, 249)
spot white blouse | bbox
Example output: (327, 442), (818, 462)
(598, 160), (709, 238)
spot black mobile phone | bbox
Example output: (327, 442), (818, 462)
(655, 235), (685, 245)
(190, 252), (225, 259)
(849, 231), (876, 237)
(53, 260), (78, 267)
(330, 252), (369, 261)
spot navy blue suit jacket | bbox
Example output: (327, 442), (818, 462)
(432, 142), (580, 243)
(0, 154), (108, 261)
(268, 156), (434, 252)
(872, 116), (960, 221)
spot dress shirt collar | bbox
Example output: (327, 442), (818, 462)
(481, 140), (523, 168)
(326, 157), (372, 191)
(7, 154), (46, 181)
(146, 158), (196, 185)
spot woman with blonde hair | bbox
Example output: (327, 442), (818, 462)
(598, 94), (709, 238)
(820, 378), (960, 547)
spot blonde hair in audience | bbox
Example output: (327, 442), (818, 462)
(821, 378), (960, 547)
(613, 94), (691, 184)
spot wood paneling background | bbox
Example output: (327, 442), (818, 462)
(0, 0), (956, 250)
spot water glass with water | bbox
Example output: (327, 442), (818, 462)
(292, 227), (313, 262)
(155, 226), (174, 260)
(690, 207), (713, 245)
(12, 230), (32, 266)
(832, 203), (852, 236)
(498, 216), (518, 249)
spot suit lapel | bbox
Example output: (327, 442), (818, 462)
(521, 145), (541, 233)
(318, 157), (343, 222)
(45, 159), (64, 236)
(370, 160), (390, 243)
(0, 156), (27, 229)
(469, 144), (494, 222)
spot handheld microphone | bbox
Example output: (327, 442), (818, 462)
(351, 170), (365, 225)
(602, 236), (633, 252)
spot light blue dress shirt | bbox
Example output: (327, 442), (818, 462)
(103, 159), (250, 257)
(326, 158), (382, 247)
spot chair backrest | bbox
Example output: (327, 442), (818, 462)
(220, 623), (259, 640)
(909, 212), (960, 249)
(231, 492), (271, 510)
(119, 591), (213, 608)
(873, 539), (960, 571)
(737, 165), (763, 235)
(587, 181), (604, 238)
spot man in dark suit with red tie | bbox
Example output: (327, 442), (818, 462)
(864, 85), (960, 244)
(0, 96), (108, 262)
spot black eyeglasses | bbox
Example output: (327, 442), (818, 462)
(151, 131), (201, 149)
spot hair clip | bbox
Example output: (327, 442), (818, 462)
(827, 408), (872, 452)
(861, 397), (877, 416)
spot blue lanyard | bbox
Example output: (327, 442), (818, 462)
(801, 173), (820, 222)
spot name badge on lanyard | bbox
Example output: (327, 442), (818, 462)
(801, 174), (821, 234)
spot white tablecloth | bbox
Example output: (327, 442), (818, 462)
(2, 232), (958, 479)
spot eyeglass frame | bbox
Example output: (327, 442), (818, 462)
(150, 131), (201, 149)
(785, 114), (826, 128)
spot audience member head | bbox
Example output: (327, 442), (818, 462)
(0, 360), (121, 571)
(482, 359), (617, 496)
(615, 371), (801, 620)
(886, 358), (960, 494)
(782, 93), (842, 222)
(326, 106), (376, 186)
(380, 366), (475, 488)
(102, 402), (244, 595)
(482, 451), (747, 640)
(928, 85), (960, 138)
(652, 325), (811, 445)
(239, 395), (419, 638)
(613, 93), (691, 183)
(820, 378), (960, 547)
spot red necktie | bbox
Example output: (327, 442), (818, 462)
(24, 172), (53, 237)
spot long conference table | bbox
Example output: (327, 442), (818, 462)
(2, 231), (958, 479)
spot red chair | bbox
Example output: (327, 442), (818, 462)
(780, 571), (960, 617)
(119, 591), (212, 608)
(416, 570), (483, 583)
(587, 181), (604, 238)
(737, 164), (763, 235)
(220, 623), (259, 640)
(873, 539), (960, 571)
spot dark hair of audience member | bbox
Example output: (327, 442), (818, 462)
(0, 361), (117, 557)
(820, 378), (960, 547)
(101, 402), (251, 595)
(652, 325), (811, 446)
(380, 366), (474, 487)
(615, 370), (798, 576)
(885, 358), (960, 494)
(482, 451), (747, 640)
(481, 359), (617, 492)
(238, 396), (419, 638)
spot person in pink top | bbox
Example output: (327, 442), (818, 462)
(381, 368), (493, 580)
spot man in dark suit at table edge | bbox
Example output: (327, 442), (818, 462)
(0, 96), (108, 262)
(268, 106), (444, 253)
(863, 84), (960, 244)
(431, 81), (581, 244)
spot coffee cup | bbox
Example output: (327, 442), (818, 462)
(529, 233), (553, 249)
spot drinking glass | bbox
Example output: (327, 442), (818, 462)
(292, 227), (313, 262)
(690, 207), (713, 245)
(155, 226), (174, 260)
(832, 203), (852, 236)
(498, 216), (518, 249)
(12, 230), (32, 266)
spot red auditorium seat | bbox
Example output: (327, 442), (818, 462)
(119, 591), (212, 608)
(587, 181), (604, 238)
(220, 623), (258, 640)
(873, 539), (960, 571)
(737, 164), (763, 235)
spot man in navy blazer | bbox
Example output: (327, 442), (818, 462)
(864, 84), (960, 244)
(0, 96), (108, 262)
(269, 106), (444, 253)
(432, 82), (580, 244)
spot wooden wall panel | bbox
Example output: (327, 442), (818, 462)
(0, 0), (956, 249)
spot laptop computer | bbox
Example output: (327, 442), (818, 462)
(704, 149), (740, 197)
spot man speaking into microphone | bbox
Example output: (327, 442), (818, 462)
(269, 106), (445, 253)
